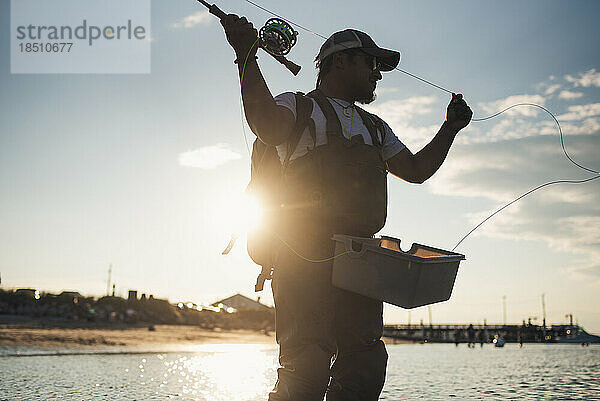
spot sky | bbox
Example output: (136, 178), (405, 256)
(1, 0), (599, 332)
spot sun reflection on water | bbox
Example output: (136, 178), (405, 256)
(162, 344), (277, 401)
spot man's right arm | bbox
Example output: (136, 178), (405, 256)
(221, 14), (294, 146)
(386, 94), (472, 183)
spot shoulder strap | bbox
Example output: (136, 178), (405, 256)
(282, 92), (314, 166)
(251, 92), (314, 176)
(306, 89), (343, 137)
(307, 89), (384, 147)
(354, 106), (383, 148)
(371, 113), (386, 144)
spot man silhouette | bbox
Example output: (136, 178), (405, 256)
(221, 15), (472, 400)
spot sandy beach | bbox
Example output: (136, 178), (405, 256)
(0, 321), (276, 351)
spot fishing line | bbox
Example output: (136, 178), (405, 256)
(279, 237), (356, 262)
(242, 0), (454, 95)
(232, 0), (599, 259)
(451, 175), (600, 252)
(244, 0), (328, 40)
(220, 36), (262, 257)
(242, 0), (455, 94)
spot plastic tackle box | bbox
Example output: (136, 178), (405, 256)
(331, 234), (465, 309)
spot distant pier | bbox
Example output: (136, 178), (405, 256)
(383, 323), (600, 344)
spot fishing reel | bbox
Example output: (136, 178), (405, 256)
(259, 18), (298, 56)
(197, 0), (301, 75)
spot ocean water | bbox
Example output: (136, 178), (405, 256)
(1, 343), (599, 400)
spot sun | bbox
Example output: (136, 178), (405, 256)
(214, 190), (264, 235)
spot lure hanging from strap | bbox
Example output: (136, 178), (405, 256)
(197, 0), (301, 75)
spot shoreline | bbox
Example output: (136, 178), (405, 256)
(0, 320), (276, 350)
(0, 318), (412, 351)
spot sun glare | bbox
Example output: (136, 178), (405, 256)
(214, 191), (264, 234)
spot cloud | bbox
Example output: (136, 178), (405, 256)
(366, 96), (438, 120)
(375, 87), (399, 96)
(535, 78), (562, 97)
(364, 80), (599, 150)
(478, 94), (546, 117)
(459, 117), (549, 144)
(565, 69), (600, 88)
(457, 73), (600, 144)
(553, 118), (600, 136)
(557, 103), (600, 121)
(171, 11), (212, 29)
(428, 134), (600, 282)
(535, 69), (600, 99)
(469, 206), (600, 285)
(364, 96), (441, 149)
(558, 90), (584, 100)
(461, 203), (600, 284)
(544, 84), (562, 95)
(430, 135), (599, 199)
(179, 144), (242, 169)
(459, 114), (600, 145)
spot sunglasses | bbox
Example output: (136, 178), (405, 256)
(341, 49), (382, 71)
(361, 51), (382, 72)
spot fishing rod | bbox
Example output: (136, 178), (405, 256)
(197, 0), (302, 75)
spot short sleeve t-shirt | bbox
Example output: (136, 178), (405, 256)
(274, 91), (406, 163)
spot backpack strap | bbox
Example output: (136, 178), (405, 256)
(370, 112), (387, 146)
(306, 89), (344, 138)
(251, 92), (314, 179)
(354, 106), (384, 149)
(253, 92), (313, 292)
(282, 92), (314, 167)
(250, 139), (274, 178)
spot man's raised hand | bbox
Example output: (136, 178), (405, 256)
(220, 14), (259, 62)
(446, 93), (473, 133)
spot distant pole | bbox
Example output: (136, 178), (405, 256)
(112, 284), (116, 297)
(408, 310), (411, 327)
(541, 293), (547, 341)
(428, 305), (433, 327)
(502, 296), (507, 326)
(541, 293), (546, 330)
(106, 264), (112, 296)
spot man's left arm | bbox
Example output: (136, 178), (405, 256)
(387, 93), (472, 184)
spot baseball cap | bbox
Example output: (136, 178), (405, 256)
(315, 29), (401, 72)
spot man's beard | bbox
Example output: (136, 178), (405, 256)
(358, 91), (377, 105)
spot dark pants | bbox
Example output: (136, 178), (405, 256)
(268, 230), (387, 401)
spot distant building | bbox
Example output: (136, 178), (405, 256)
(128, 290), (138, 302)
(212, 293), (272, 312)
(57, 291), (82, 304)
(59, 291), (82, 297)
(15, 289), (39, 299)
